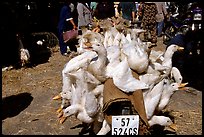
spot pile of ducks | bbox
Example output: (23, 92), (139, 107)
(53, 17), (188, 135)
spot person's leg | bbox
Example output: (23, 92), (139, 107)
(150, 24), (157, 44)
(157, 21), (164, 36)
(143, 25), (149, 42)
(149, 3), (157, 44)
(141, 5), (149, 42)
(59, 33), (67, 55)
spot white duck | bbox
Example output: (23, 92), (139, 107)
(118, 33), (129, 61)
(20, 48), (30, 66)
(59, 84), (86, 124)
(146, 64), (162, 76)
(75, 87), (103, 124)
(54, 41), (108, 115)
(53, 50), (99, 110)
(112, 56), (149, 93)
(53, 72), (77, 114)
(152, 62), (170, 72)
(58, 75), (104, 123)
(139, 73), (161, 97)
(96, 119), (111, 135)
(113, 31), (122, 46)
(149, 50), (164, 63)
(149, 44), (184, 76)
(126, 33), (132, 43)
(105, 44), (121, 78)
(58, 74), (77, 108)
(59, 69), (100, 124)
(86, 43), (108, 83)
(143, 78), (165, 120)
(17, 34), (30, 66)
(148, 115), (173, 127)
(103, 27), (119, 49)
(84, 91), (99, 117)
(170, 66), (183, 84)
(62, 50), (97, 74)
(156, 79), (188, 112)
(131, 28), (146, 39)
(122, 38), (149, 74)
(103, 31), (111, 49)
(91, 84), (105, 123)
(77, 30), (104, 53)
(161, 44), (184, 74)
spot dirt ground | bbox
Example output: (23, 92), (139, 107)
(2, 35), (202, 135)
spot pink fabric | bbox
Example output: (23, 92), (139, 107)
(63, 30), (78, 43)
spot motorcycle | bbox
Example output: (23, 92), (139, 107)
(166, 2), (203, 91)
(96, 75), (150, 135)
(190, 6), (202, 31)
(164, 2), (202, 42)
(170, 2), (202, 59)
(162, 10), (190, 43)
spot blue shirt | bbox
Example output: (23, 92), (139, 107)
(57, 5), (72, 33)
(119, 2), (136, 21)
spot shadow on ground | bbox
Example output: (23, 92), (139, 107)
(2, 92), (33, 120)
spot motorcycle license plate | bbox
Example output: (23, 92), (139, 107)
(112, 115), (139, 135)
(194, 13), (202, 20)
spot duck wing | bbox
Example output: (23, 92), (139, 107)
(144, 79), (165, 119)
(84, 92), (99, 117)
(112, 57), (149, 93)
(63, 51), (97, 73)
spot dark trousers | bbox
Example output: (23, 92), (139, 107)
(58, 31), (67, 55)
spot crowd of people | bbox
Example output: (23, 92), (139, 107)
(57, 1), (169, 56)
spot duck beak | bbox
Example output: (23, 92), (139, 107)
(53, 94), (62, 100)
(57, 110), (63, 118)
(178, 82), (188, 90)
(84, 42), (93, 49)
(177, 46), (184, 51)
(56, 107), (63, 113)
(59, 116), (67, 124)
(169, 123), (178, 131)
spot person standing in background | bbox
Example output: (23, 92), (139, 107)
(69, 2), (78, 31)
(90, 2), (98, 17)
(118, 2), (137, 22)
(141, 2), (158, 45)
(155, 2), (168, 37)
(57, 0), (77, 56)
(68, 2), (78, 52)
(94, 2), (115, 20)
(137, 2), (144, 21)
(77, 2), (92, 29)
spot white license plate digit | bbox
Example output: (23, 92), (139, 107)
(112, 115), (139, 135)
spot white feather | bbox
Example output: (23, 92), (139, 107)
(112, 57), (149, 93)
(148, 115), (173, 127)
